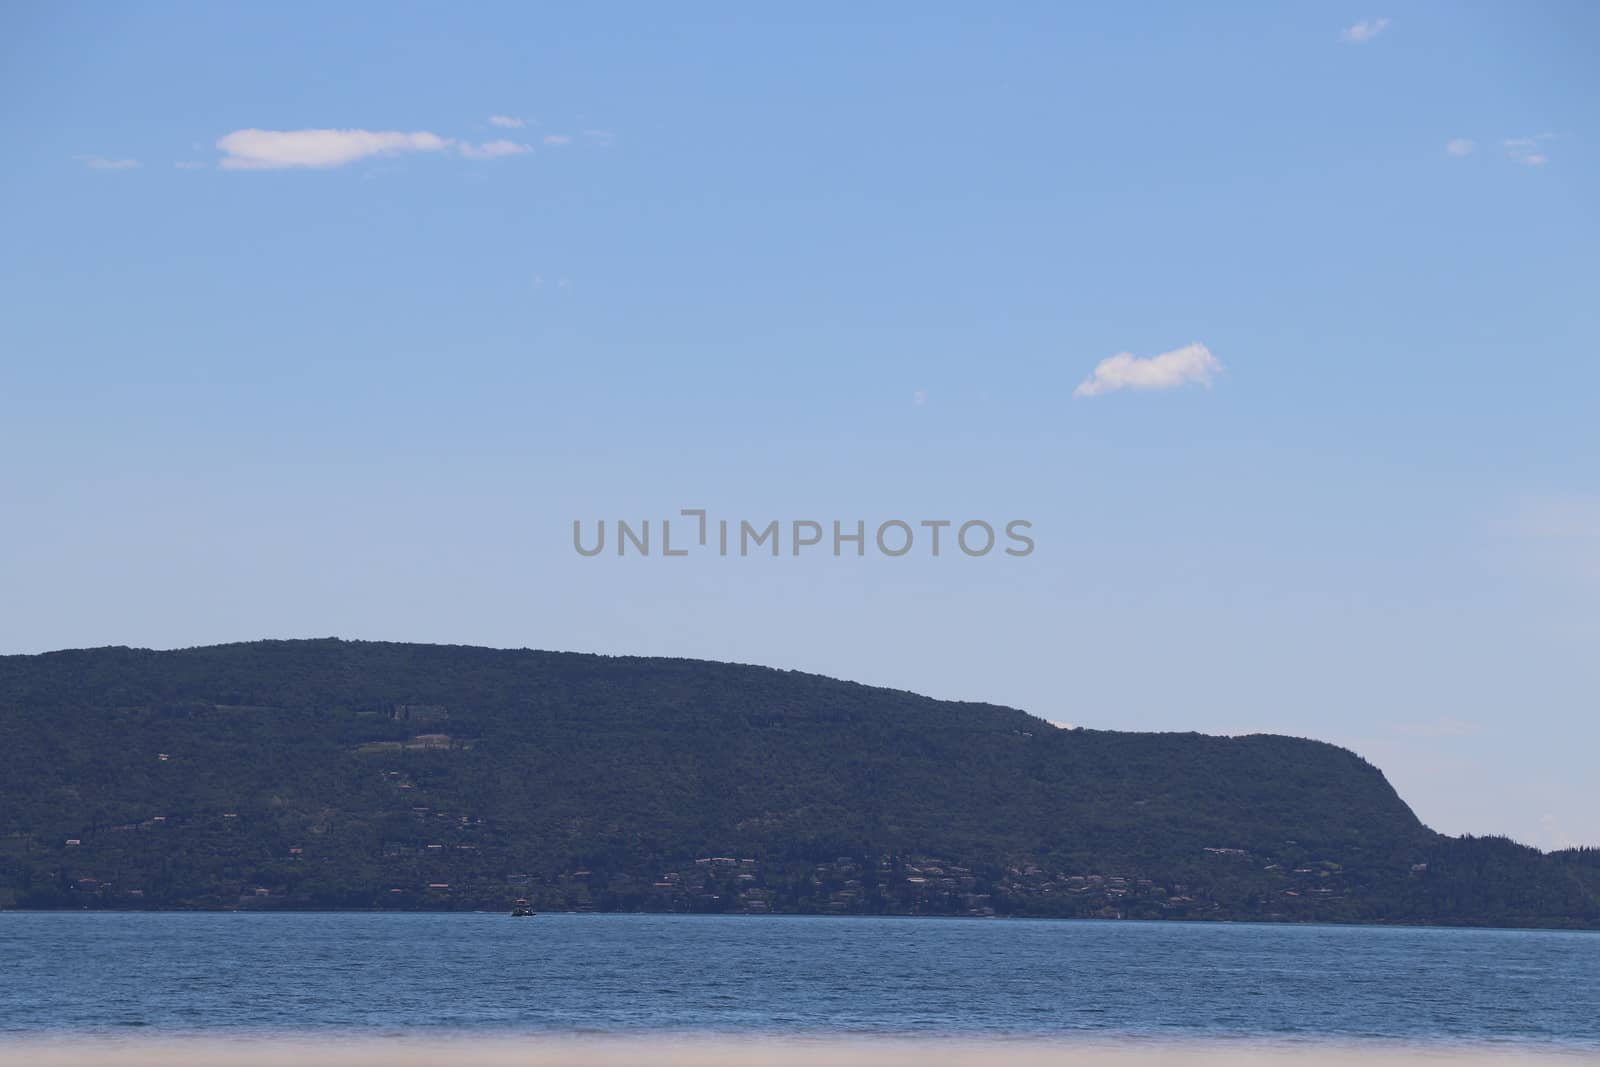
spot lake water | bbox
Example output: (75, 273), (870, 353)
(1, 914), (1596, 1048)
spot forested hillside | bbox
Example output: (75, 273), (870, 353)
(1, 639), (1594, 927)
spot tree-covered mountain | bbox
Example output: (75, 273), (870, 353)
(1, 639), (1594, 927)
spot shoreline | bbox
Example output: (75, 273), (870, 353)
(5, 908), (1599, 935)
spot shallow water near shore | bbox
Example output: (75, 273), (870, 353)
(2, 913), (1596, 1050)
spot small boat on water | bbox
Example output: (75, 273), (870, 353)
(511, 898), (535, 917)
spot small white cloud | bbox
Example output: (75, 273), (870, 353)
(76, 155), (139, 170)
(912, 389), (927, 406)
(1341, 17), (1390, 43)
(459, 139), (532, 160)
(543, 134), (573, 147)
(582, 129), (615, 147)
(1445, 138), (1475, 157)
(216, 128), (451, 170)
(1074, 342), (1222, 399)
(174, 160), (207, 170)
(488, 115), (526, 129)
(1504, 133), (1553, 167)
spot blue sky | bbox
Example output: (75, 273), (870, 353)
(1, 3), (1596, 848)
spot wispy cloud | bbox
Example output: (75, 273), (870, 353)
(1074, 342), (1222, 399)
(459, 139), (532, 160)
(582, 129), (615, 147)
(911, 389), (927, 407)
(488, 115), (526, 129)
(1505, 134), (1553, 167)
(1445, 138), (1476, 157)
(215, 128), (452, 170)
(543, 134), (573, 147)
(174, 160), (207, 170)
(1495, 493), (1600, 581)
(1341, 17), (1390, 43)
(76, 155), (139, 170)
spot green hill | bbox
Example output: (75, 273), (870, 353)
(1, 639), (1594, 926)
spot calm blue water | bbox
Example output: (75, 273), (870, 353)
(1, 914), (1596, 1047)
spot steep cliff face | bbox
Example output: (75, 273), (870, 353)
(0, 639), (1593, 925)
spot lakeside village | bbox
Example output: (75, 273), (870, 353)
(15, 798), (1378, 916)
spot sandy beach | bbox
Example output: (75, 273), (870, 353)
(2, 1038), (1596, 1067)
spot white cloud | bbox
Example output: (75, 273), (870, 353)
(1446, 138), (1475, 157)
(76, 155), (139, 170)
(459, 139), (532, 160)
(543, 134), (573, 146)
(1505, 134), (1553, 167)
(488, 115), (526, 129)
(215, 128), (451, 170)
(582, 129), (615, 147)
(1073, 342), (1222, 399)
(1341, 17), (1390, 43)
(174, 161), (207, 170)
